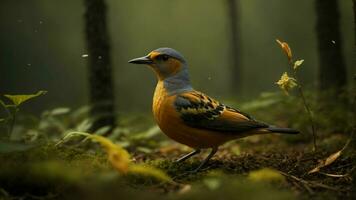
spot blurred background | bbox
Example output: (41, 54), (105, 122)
(0, 0), (355, 115)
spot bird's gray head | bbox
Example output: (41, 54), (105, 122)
(128, 47), (192, 94)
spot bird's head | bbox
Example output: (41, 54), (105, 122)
(128, 47), (188, 80)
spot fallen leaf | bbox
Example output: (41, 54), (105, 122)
(308, 150), (342, 174)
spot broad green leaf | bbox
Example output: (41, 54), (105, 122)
(4, 90), (47, 106)
(293, 59), (304, 70)
(248, 168), (285, 182)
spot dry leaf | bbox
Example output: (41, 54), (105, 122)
(308, 150), (342, 174)
(276, 39), (293, 63)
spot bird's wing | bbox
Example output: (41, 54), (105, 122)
(174, 91), (269, 134)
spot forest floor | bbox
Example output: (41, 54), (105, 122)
(0, 92), (355, 200)
(0, 131), (355, 200)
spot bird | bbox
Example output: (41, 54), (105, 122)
(128, 47), (299, 172)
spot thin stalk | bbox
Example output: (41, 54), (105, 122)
(292, 65), (317, 151)
(8, 107), (18, 138)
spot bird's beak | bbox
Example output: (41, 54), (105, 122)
(128, 55), (153, 65)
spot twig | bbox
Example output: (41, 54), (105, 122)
(319, 171), (352, 178)
(279, 171), (345, 194)
(279, 171), (314, 194)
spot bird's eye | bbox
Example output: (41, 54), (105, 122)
(157, 55), (169, 61)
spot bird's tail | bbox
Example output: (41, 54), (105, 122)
(266, 127), (299, 134)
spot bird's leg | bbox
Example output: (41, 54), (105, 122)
(175, 149), (201, 163)
(192, 147), (218, 172)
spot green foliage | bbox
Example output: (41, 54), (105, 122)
(0, 82), (354, 200)
(3, 91), (47, 107)
(0, 91), (47, 139)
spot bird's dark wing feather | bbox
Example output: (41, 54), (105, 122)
(174, 91), (269, 133)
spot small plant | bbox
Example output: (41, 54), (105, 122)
(0, 90), (47, 138)
(275, 39), (317, 151)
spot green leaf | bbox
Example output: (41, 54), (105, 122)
(50, 107), (70, 116)
(95, 126), (112, 135)
(4, 90), (47, 106)
(293, 59), (304, 70)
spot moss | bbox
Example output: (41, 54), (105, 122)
(1, 114), (355, 200)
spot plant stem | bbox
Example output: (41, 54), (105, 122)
(8, 107), (18, 138)
(293, 69), (317, 151)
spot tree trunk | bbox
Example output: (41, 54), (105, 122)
(315, 0), (347, 94)
(354, 0), (356, 46)
(84, 0), (116, 132)
(226, 0), (241, 94)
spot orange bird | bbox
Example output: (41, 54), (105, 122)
(129, 48), (299, 172)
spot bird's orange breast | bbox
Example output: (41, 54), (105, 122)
(152, 81), (236, 148)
